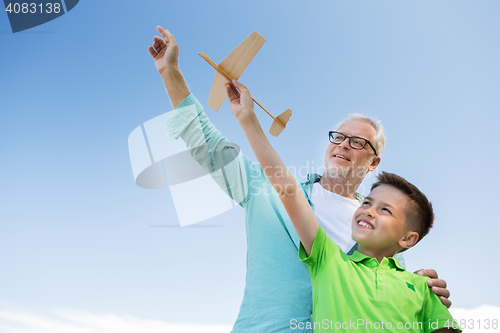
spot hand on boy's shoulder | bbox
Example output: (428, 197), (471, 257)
(415, 269), (452, 308)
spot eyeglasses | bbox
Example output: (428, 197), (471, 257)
(328, 131), (378, 156)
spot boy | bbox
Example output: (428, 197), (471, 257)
(226, 80), (459, 332)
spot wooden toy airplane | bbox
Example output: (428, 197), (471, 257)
(199, 32), (292, 137)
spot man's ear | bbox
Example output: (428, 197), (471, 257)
(399, 232), (419, 249)
(368, 156), (381, 172)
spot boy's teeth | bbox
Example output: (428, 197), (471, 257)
(358, 221), (373, 229)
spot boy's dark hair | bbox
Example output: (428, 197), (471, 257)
(371, 172), (434, 246)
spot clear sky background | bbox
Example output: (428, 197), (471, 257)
(1, 0), (499, 332)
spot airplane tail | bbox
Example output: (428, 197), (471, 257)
(269, 109), (292, 137)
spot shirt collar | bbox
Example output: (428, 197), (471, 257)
(306, 173), (322, 184)
(349, 251), (406, 271)
(306, 173), (365, 204)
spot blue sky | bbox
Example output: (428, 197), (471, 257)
(1, 0), (499, 331)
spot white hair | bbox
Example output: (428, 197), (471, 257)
(333, 113), (385, 155)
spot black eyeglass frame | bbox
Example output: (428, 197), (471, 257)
(328, 131), (378, 156)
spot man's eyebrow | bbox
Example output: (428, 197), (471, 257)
(352, 135), (369, 141)
(339, 132), (370, 141)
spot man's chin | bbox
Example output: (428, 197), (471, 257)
(324, 161), (370, 184)
(324, 162), (352, 180)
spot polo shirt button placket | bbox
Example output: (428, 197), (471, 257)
(377, 265), (388, 301)
(378, 266), (384, 282)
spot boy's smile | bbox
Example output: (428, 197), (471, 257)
(356, 219), (374, 229)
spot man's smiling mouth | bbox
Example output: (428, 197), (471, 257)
(334, 154), (351, 161)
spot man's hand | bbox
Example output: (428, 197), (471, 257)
(148, 26), (179, 76)
(225, 80), (255, 119)
(148, 26), (189, 109)
(414, 269), (452, 308)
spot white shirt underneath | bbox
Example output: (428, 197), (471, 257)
(310, 182), (360, 253)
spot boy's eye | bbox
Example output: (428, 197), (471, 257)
(382, 207), (392, 214)
(362, 201), (370, 206)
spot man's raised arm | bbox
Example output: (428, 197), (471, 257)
(148, 26), (189, 108)
(147, 27), (259, 207)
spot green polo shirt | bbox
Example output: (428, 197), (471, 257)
(299, 226), (460, 332)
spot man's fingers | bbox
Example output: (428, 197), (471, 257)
(148, 36), (167, 59)
(426, 277), (451, 308)
(148, 45), (157, 58)
(153, 35), (166, 44)
(152, 36), (166, 52)
(156, 26), (176, 46)
(156, 26), (166, 38)
(415, 269), (438, 279)
(440, 296), (452, 309)
(431, 286), (451, 299)
(427, 278), (447, 289)
(416, 269), (451, 308)
(155, 26), (170, 45)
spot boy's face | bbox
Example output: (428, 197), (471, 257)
(351, 184), (416, 254)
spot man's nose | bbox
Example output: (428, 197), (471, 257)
(338, 138), (351, 150)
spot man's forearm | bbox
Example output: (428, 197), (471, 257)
(161, 65), (190, 109)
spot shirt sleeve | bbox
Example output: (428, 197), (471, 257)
(423, 286), (462, 333)
(165, 93), (264, 207)
(299, 225), (343, 277)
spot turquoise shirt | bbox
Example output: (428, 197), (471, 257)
(165, 94), (402, 332)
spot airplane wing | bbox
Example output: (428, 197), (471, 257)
(207, 32), (266, 111)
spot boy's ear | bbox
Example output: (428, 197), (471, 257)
(399, 232), (419, 249)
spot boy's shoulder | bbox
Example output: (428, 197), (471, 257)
(348, 254), (431, 292)
(386, 263), (435, 298)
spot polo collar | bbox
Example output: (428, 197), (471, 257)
(388, 257), (406, 271)
(349, 250), (372, 263)
(349, 251), (406, 271)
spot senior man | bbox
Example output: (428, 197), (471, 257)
(148, 26), (451, 332)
